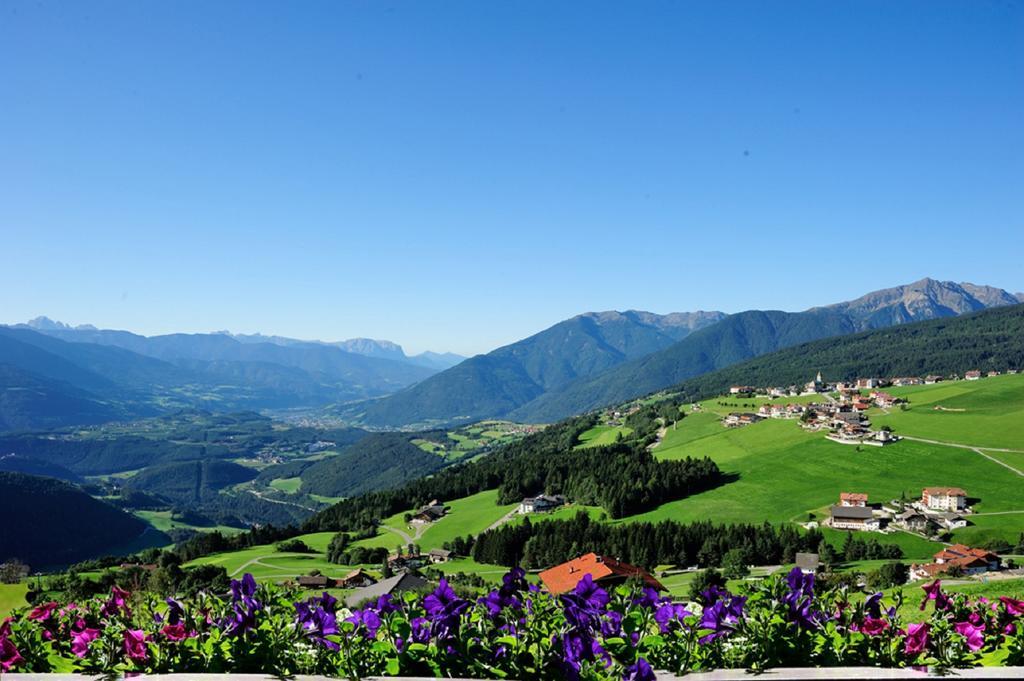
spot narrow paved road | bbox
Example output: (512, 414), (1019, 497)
(899, 436), (1024, 477)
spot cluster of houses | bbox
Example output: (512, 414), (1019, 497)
(909, 544), (1002, 581)
(728, 367), (1017, 404)
(825, 487), (972, 536)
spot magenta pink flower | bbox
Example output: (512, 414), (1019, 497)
(102, 586), (133, 618)
(71, 627), (101, 658)
(858, 617), (889, 636)
(27, 601), (59, 622)
(955, 621), (985, 651)
(123, 629), (148, 662)
(161, 624), (189, 641)
(1000, 597), (1024, 616)
(1004, 623), (1017, 636)
(1, 637), (23, 672)
(904, 622), (930, 655)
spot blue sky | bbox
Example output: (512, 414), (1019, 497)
(1, 1), (1021, 356)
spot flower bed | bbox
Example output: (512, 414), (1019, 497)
(2, 568), (1023, 679)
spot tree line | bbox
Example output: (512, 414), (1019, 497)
(470, 512), (828, 570)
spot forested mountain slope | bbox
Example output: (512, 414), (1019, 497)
(354, 310), (725, 427)
(0, 472), (147, 568)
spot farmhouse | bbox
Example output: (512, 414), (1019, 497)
(925, 375), (943, 384)
(892, 377), (923, 387)
(345, 573), (429, 608)
(936, 513), (968, 530)
(856, 378), (882, 389)
(539, 553), (665, 595)
(411, 500), (448, 524)
(895, 510), (929, 533)
(922, 487), (967, 511)
(965, 370), (983, 381)
(839, 492), (868, 507)
(428, 548), (453, 563)
(828, 505), (879, 531)
(730, 385), (757, 394)
(795, 552), (820, 575)
(724, 412), (763, 427)
(518, 494), (567, 514)
(338, 569), (376, 589)
(870, 391), (898, 408)
(296, 574), (333, 589)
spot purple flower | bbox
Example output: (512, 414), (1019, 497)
(600, 610), (623, 637)
(70, 626), (101, 657)
(904, 622), (930, 655)
(699, 593), (745, 643)
(374, 593), (398, 614)
(0, 636), (23, 672)
(27, 601), (58, 622)
(782, 568), (824, 629)
(864, 592), (884, 619)
(623, 657), (656, 681)
(345, 608), (381, 640)
(410, 616), (431, 644)
(572, 574), (610, 610)
(633, 586), (664, 609)
(424, 579), (459, 617)
(224, 574), (262, 637)
(856, 618), (889, 636)
(654, 603), (692, 633)
(955, 621), (985, 651)
(919, 580), (950, 611)
(123, 629), (148, 663)
(231, 573), (259, 604)
(1000, 597), (1024, 616)
(165, 597), (185, 625)
(161, 624), (189, 642)
(102, 586), (132, 618)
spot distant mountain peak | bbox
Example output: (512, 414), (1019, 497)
(25, 316), (97, 332)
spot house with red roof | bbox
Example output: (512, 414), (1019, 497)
(538, 553), (665, 595)
(839, 492), (868, 507)
(909, 544), (1000, 581)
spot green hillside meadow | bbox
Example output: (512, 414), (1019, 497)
(179, 372), (1024, 597)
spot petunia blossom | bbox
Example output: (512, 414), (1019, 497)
(904, 622), (930, 655)
(954, 621), (985, 652)
(123, 629), (148, 662)
(70, 627), (101, 657)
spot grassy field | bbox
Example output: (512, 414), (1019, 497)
(0, 582), (29, 619)
(416, 490), (519, 551)
(268, 476), (303, 493)
(871, 374), (1024, 449)
(576, 425), (633, 449)
(134, 510), (243, 536)
(635, 410), (1024, 547)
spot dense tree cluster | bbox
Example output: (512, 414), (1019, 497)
(839, 532), (904, 561)
(304, 415), (723, 531)
(471, 512), (825, 571)
(172, 525), (297, 563)
(303, 415), (599, 533)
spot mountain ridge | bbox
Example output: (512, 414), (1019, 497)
(358, 279), (1021, 427)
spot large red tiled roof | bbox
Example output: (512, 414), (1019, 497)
(538, 553), (665, 595)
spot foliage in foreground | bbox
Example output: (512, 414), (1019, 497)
(2, 568), (1024, 679)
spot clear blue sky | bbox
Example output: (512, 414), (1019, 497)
(1, 1), (1021, 356)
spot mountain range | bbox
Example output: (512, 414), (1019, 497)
(352, 279), (1024, 426)
(1, 279), (1020, 433)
